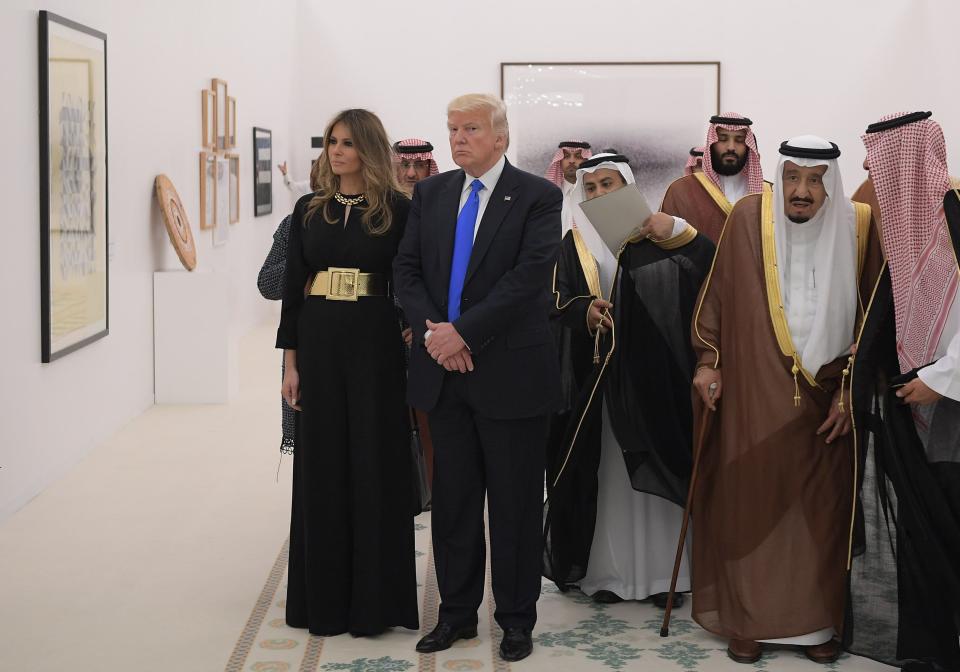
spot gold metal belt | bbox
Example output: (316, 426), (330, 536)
(309, 268), (387, 301)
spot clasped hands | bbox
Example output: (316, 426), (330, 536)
(425, 319), (474, 373)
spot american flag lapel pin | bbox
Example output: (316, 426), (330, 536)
(504, 195), (512, 201)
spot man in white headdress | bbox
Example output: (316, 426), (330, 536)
(690, 136), (883, 664)
(543, 153), (716, 609)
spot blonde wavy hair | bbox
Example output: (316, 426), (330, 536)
(447, 93), (510, 150)
(306, 109), (404, 235)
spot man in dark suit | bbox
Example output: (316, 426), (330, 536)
(394, 93), (562, 662)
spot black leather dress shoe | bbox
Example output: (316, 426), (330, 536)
(592, 590), (624, 604)
(415, 622), (478, 653)
(902, 661), (949, 672)
(651, 592), (684, 609)
(500, 627), (533, 661)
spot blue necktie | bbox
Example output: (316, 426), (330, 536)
(448, 179), (483, 321)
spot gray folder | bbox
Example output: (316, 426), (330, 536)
(578, 184), (653, 255)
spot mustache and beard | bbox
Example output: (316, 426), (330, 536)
(710, 145), (749, 176)
(787, 196), (816, 223)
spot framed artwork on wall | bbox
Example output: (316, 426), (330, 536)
(38, 11), (109, 363)
(500, 61), (720, 207)
(199, 151), (216, 229)
(226, 153), (240, 223)
(253, 127), (272, 216)
(201, 89), (215, 150)
(212, 77), (228, 150)
(226, 96), (237, 148)
(213, 156), (230, 246)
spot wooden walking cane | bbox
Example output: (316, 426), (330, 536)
(660, 383), (716, 637)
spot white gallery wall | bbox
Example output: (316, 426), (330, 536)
(0, 0), (300, 520)
(2, 0), (960, 522)
(289, 0), (960, 194)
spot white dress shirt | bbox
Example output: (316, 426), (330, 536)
(426, 154), (508, 343)
(918, 288), (960, 401)
(719, 171), (748, 204)
(458, 154), (507, 241)
(782, 218), (823, 355)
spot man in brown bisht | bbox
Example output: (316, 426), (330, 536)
(690, 135), (883, 665)
(661, 113), (765, 243)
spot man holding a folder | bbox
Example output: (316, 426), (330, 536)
(543, 153), (715, 609)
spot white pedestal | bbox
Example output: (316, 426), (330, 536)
(154, 270), (236, 404)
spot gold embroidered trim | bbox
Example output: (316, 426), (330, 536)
(846, 259), (887, 570)
(549, 266), (620, 489)
(853, 201), (873, 317)
(571, 228), (603, 299)
(552, 231), (601, 313)
(691, 210), (738, 370)
(694, 172), (733, 216)
(652, 223), (698, 250)
(760, 189), (820, 399)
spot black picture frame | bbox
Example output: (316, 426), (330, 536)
(39, 11), (109, 363)
(253, 127), (272, 216)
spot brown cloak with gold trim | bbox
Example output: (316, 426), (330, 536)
(690, 191), (884, 641)
(661, 173), (734, 244)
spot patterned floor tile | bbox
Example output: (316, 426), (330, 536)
(227, 513), (896, 672)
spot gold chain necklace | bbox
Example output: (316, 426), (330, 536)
(334, 192), (365, 206)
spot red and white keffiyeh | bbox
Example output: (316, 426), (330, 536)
(545, 141), (592, 187)
(863, 112), (957, 373)
(702, 112), (764, 194)
(684, 146), (705, 176)
(393, 138), (439, 176)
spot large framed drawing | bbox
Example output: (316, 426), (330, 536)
(253, 127), (272, 216)
(39, 12), (109, 363)
(501, 62), (720, 207)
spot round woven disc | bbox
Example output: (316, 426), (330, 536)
(154, 174), (198, 270)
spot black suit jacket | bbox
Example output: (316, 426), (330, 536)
(394, 158), (563, 419)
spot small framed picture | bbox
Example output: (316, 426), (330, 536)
(226, 153), (240, 223)
(213, 156), (230, 246)
(253, 127), (272, 216)
(199, 151), (216, 230)
(226, 96), (237, 148)
(201, 89), (215, 150)
(211, 78), (228, 150)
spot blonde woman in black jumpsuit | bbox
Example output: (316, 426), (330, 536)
(277, 109), (417, 637)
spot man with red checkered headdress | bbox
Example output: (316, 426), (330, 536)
(684, 146), (705, 176)
(660, 113), (766, 243)
(848, 111), (960, 672)
(394, 138), (440, 194)
(546, 141), (592, 224)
